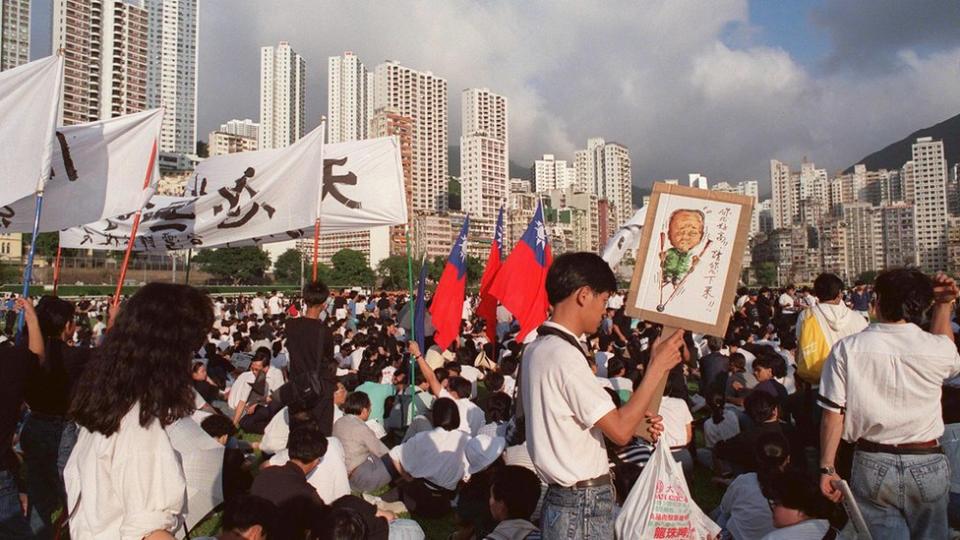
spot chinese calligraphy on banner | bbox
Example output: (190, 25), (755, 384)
(626, 183), (753, 337)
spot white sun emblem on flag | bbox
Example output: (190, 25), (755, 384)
(458, 238), (467, 263)
(535, 221), (547, 249)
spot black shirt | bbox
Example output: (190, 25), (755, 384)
(285, 317), (336, 382)
(1, 346), (36, 470)
(250, 461), (328, 538)
(24, 340), (91, 416)
(698, 352), (730, 396)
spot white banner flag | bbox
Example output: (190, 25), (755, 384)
(0, 55), (62, 207)
(1, 109), (162, 232)
(60, 134), (408, 251)
(602, 205), (647, 268)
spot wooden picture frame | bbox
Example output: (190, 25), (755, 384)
(625, 182), (754, 337)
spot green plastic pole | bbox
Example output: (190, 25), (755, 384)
(406, 227), (416, 426)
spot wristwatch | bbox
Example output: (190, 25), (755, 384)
(819, 465), (836, 475)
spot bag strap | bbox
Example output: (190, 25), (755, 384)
(535, 324), (591, 363)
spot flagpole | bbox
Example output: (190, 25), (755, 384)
(112, 140), (158, 308)
(311, 217), (321, 282)
(405, 227), (417, 427)
(184, 248), (193, 285)
(52, 244), (63, 295)
(16, 191), (45, 332)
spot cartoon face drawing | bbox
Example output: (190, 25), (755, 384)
(667, 209), (704, 253)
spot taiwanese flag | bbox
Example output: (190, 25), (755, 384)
(489, 202), (552, 341)
(476, 206), (505, 343)
(430, 216), (470, 351)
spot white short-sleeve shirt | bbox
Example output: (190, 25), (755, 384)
(521, 321), (615, 487)
(389, 427), (469, 490)
(658, 396), (693, 448)
(819, 323), (960, 444)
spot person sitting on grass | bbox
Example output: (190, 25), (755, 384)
(388, 397), (470, 518)
(332, 391), (393, 493)
(411, 341), (486, 436)
(761, 470), (836, 540)
(193, 494), (276, 540)
(484, 465), (543, 540)
(200, 414), (253, 504)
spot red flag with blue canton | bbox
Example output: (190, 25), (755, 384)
(489, 202), (552, 342)
(476, 206), (504, 343)
(430, 216), (470, 351)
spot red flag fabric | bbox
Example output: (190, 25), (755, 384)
(430, 217), (470, 351)
(476, 206), (504, 343)
(489, 202), (552, 342)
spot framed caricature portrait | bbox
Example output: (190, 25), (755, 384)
(625, 182), (754, 336)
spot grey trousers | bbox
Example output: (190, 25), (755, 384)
(349, 454), (393, 493)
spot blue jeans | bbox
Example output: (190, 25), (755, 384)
(541, 483), (614, 540)
(850, 449), (950, 539)
(21, 415), (71, 540)
(0, 469), (32, 539)
(941, 423), (960, 528)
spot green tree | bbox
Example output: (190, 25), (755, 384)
(0, 262), (19, 284)
(192, 246), (271, 285)
(448, 178), (461, 211)
(330, 249), (375, 287)
(755, 261), (777, 287)
(196, 140), (209, 158)
(273, 248), (304, 284)
(855, 270), (878, 285)
(465, 255), (484, 287)
(428, 256), (446, 282)
(22, 232), (60, 265)
(378, 255), (415, 291)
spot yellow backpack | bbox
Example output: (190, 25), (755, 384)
(797, 309), (831, 384)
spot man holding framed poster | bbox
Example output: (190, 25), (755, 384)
(625, 182), (755, 421)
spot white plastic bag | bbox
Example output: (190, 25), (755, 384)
(615, 442), (720, 539)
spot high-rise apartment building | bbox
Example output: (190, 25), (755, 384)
(0, 0), (29, 70)
(370, 108), (414, 255)
(208, 119), (259, 156)
(688, 173), (708, 190)
(910, 137), (949, 271)
(880, 203), (918, 269)
(574, 137), (632, 229)
(53, 0), (148, 126)
(145, 0), (198, 157)
(712, 180), (760, 235)
(460, 88), (507, 220)
(373, 61), (448, 214)
(770, 160), (794, 229)
(534, 154), (575, 192)
(327, 52), (372, 144)
(260, 41), (305, 150)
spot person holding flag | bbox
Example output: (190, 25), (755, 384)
(476, 206), (504, 345)
(488, 202), (552, 342)
(429, 217), (470, 352)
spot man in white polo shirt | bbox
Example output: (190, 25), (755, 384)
(521, 252), (684, 539)
(819, 268), (960, 539)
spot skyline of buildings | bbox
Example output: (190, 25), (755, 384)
(7, 8), (960, 284)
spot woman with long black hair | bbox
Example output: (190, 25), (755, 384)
(64, 283), (213, 540)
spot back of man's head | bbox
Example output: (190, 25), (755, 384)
(813, 273), (844, 302)
(221, 494), (276, 539)
(302, 280), (330, 308)
(874, 268), (933, 325)
(491, 465), (542, 520)
(745, 390), (779, 424)
(448, 376), (472, 399)
(36, 296), (76, 340)
(288, 425), (328, 464)
(606, 357), (625, 377)
(545, 252), (617, 306)
(706, 335), (724, 352)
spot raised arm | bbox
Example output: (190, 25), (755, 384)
(930, 273), (959, 342)
(408, 341), (443, 397)
(15, 298), (44, 363)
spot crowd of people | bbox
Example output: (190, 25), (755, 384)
(2, 253), (960, 539)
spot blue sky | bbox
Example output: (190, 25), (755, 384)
(29, 1), (960, 191)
